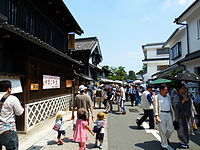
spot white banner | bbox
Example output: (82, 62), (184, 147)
(0, 76), (23, 94)
(43, 75), (60, 89)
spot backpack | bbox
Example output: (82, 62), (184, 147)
(92, 120), (105, 133)
(53, 120), (61, 131)
(0, 93), (10, 113)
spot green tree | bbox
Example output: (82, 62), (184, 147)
(127, 70), (137, 80)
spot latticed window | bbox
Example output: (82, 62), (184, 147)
(157, 48), (169, 55)
(170, 42), (181, 60)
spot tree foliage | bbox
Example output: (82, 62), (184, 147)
(127, 70), (137, 80)
(103, 66), (127, 81)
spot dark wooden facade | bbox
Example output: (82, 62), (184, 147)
(70, 37), (103, 82)
(0, 0), (83, 131)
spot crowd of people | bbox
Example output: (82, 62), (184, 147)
(86, 81), (144, 114)
(136, 83), (198, 149)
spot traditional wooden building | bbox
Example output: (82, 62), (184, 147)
(70, 37), (103, 84)
(0, 0), (83, 132)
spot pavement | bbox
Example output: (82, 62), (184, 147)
(14, 108), (108, 150)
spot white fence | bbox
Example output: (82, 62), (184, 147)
(25, 94), (72, 131)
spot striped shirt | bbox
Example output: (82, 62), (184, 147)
(0, 92), (24, 134)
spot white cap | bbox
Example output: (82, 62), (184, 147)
(79, 85), (87, 91)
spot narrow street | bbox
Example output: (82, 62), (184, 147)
(107, 103), (200, 150)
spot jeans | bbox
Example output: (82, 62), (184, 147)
(120, 99), (126, 112)
(0, 131), (19, 150)
(137, 109), (155, 129)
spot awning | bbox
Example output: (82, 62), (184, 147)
(99, 78), (114, 83)
(152, 64), (184, 77)
(74, 71), (93, 81)
(150, 78), (172, 85)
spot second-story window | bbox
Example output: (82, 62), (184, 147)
(170, 42), (181, 60)
(157, 48), (169, 55)
(197, 19), (200, 40)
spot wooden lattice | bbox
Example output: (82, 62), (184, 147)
(25, 95), (72, 131)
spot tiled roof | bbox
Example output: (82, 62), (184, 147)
(73, 37), (98, 51)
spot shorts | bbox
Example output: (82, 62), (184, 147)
(96, 133), (104, 143)
(57, 130), (66, 139)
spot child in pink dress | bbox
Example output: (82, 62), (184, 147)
(73, 108), (94, 150)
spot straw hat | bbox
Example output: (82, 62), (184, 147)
(97, 112), (106, 120)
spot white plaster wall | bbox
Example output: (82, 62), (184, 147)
(187, 12), (200, 53)
(143, 61), (169, 82)
(166, 29), (187, 65)
(183, 57), (200, 73)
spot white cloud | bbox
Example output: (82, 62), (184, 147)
(162, 0), (195, 9)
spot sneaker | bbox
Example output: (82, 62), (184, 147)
(180, 143), (189, 149)
(99, 144), (103, 149)
(94, 141), (98, 147)
(136, 121), (142, 129)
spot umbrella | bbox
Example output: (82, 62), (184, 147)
(173, 72), (200, 82)
(174, 72), (200, 82)
(127, 79), (134, 83)
(150, 78), (172, 85)
(134, 80), (143, 84)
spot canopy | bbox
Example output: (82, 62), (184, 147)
(150, 78), (172, 85)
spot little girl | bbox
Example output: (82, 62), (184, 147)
(93, 112), (106, 149)
(53, 111), (71, 145)
(73, 108), (94, 150)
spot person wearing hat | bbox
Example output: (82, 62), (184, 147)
(136, 85), (155, 129)
(93, 112), (106, 149)
(53, 111), (71, 145)
(71, 85), (94, 125)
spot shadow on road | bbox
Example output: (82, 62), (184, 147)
(190, 131), (200, 146)
(135, 140), (160, 150)
(129, 125), (143, 130)
(47, 137), (74, 145)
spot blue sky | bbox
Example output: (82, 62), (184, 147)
(65, 0), (195, 73)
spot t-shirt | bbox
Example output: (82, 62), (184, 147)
(0, 92), (24, 134)
(95, 119), (106, 133)
(159, 95), (170, 111)
(74, 93), (92, 118)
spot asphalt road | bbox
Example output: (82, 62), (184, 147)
(107, 103), (200, 150)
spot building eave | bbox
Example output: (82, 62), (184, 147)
(175, 0), (200, 23)
(0, 22), (83, 66)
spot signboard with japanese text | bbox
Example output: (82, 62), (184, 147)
(31, 84), (39, 90)
(43, 75), (60, 89)
(66, 80), (72, 88)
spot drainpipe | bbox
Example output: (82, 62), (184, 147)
(174, 19), (190, 55)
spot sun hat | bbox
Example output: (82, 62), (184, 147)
(97, 112), (106, 120)
(78, 85), (87, 91)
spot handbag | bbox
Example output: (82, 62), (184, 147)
(173, 121), (180, 130)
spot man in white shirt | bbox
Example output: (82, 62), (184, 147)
(0, 80), (24, 150)
(154, 84), (174, 150)
(119, 84), (126, 115)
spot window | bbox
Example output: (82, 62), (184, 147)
(197, 19), (200, 39)
(157, 65), (168, 71)
(170, 42), (181, 60)
(157, 48), (169, 55)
